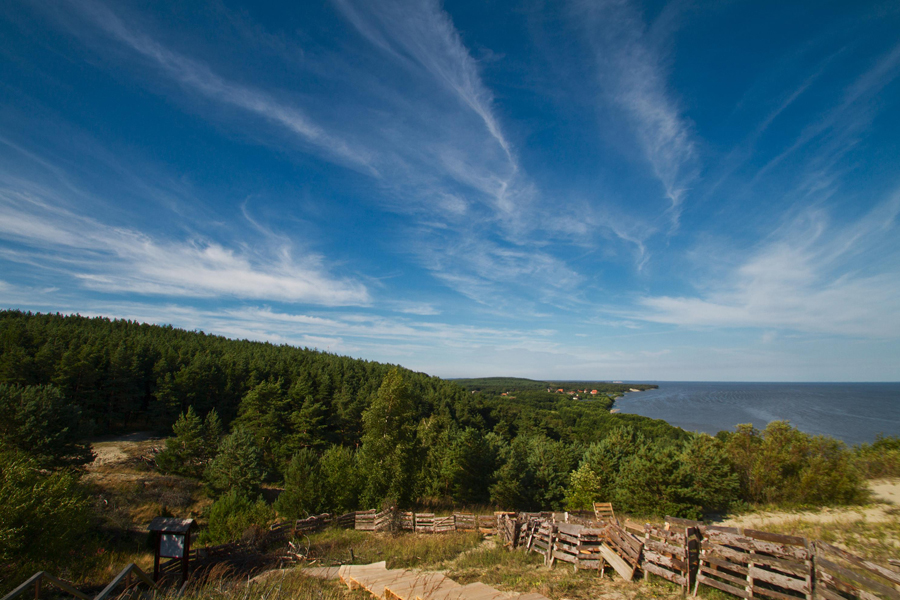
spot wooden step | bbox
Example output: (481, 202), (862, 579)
(423, 582), (510, 600)
(355, 570), (418, 598)
(385, 573), (458, 600)
(301, 566), (342, 580)
(339, 562), (388, 588)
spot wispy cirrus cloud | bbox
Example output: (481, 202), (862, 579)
(53, 0), (590, 308)
(634, 193), (900, 337)
(572, 0), (698, 229)
(0, 179), (369, 306)
(757, 42), (900, 184)
(66, 0), (373, 171)
(333, 0), (515, 165)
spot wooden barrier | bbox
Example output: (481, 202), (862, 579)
(593, 502), (617, 524)
(814, 541), (900, 600)
(694, 526), (813, 600)
(336, 511), (356, 529)
(641, 517), (701, 592)
(415, 513), (435, 533)
(603, 522), (643, 580)
(497, 514), (517, 547)
(356, 509), (377, 531)
(295, 513), (331, 534)
(454, 513), (477, 531)
(478, 515), (496, 534)
(1, 572), (91, 600)
(434, 515), (455, 533)
(576, 524), (606, 570)
(551, 522), (583, 566)
(375, 509), (393, 532)
(399, 511), (415, 531)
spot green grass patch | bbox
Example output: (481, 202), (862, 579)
(301, 529), (484, 569)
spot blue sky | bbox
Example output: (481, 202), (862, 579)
(1, 0), (899, 381)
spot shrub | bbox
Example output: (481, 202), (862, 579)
(203, 490), (275, 545)
(854, 435), (900, 478)
(0, 450), (92, 586)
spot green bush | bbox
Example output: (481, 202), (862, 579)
(202, 490), (275, 545)
(720, 421), (866, 507)
(854, 435), (900, 478)
(0, 450), (92, 586)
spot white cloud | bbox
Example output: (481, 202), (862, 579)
(71, 0), (373, 170)
(573, 0), (697, 229)
(333, 0), (515, 164)
(634, 194), (900, 337)
(0, 186), (369, 306)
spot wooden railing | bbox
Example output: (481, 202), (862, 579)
(2, 564), (155, 600)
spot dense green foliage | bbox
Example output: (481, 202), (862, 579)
(854, 435), (900, 478)
(0, 310), (878, 533)
(156, 406), (222, 477)
(0, 384), (94, 469)
(0, 450), (93, 583)
(717, 422), (867, 506)
(203, 490), (275, 545)
(453, 377), (657, 395)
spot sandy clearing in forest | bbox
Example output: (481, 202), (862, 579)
(719, 479), (900, 529)
(88, 432), (161, 468)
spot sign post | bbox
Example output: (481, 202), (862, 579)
(148, 517), (195, 584)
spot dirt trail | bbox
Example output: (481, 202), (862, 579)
(720, 479), (900, 529)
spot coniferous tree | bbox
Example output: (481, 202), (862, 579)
(275, 449), (321, 518)
(0, 384), (93, 469)
(359, 368), (417, 507)
(205, 428), (266, 497)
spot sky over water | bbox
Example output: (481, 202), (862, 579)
(1, 0), (900, 380)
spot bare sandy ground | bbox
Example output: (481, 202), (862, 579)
(88, 432), (161, 467)
(720, 479), (900, 529)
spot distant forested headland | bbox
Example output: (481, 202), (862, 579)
(2, 310), (898, 529)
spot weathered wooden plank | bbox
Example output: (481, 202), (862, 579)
(817, 559), (900, 600)
(665, 516), (703, 528)
(815, 586), (849, 600)
(744, 529), (807, 547)
(645, 550), (686, 572)
(749, 566), (809, 593)
(700, 565), (750, 588)
(704, 531), (809, 561)
(644, 562), (686, 586)
(816, 541), (900, 587)
(553, 551), (577, 564)
(697, 574), (752, 599)
(703, 555), (749, 576)
(645, 538), (684, 557)
(599, 543), (635, 581)
(556, 523), (584, 536)
(751, 584), (807, 600)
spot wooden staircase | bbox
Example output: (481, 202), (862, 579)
(303, 562), (552, 600)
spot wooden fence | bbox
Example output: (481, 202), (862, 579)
(509, 513), (899, 600)
(7, 509), (900, 600)
(641, 516), (701, 592)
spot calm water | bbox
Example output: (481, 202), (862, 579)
(612, 382), (900, 445)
